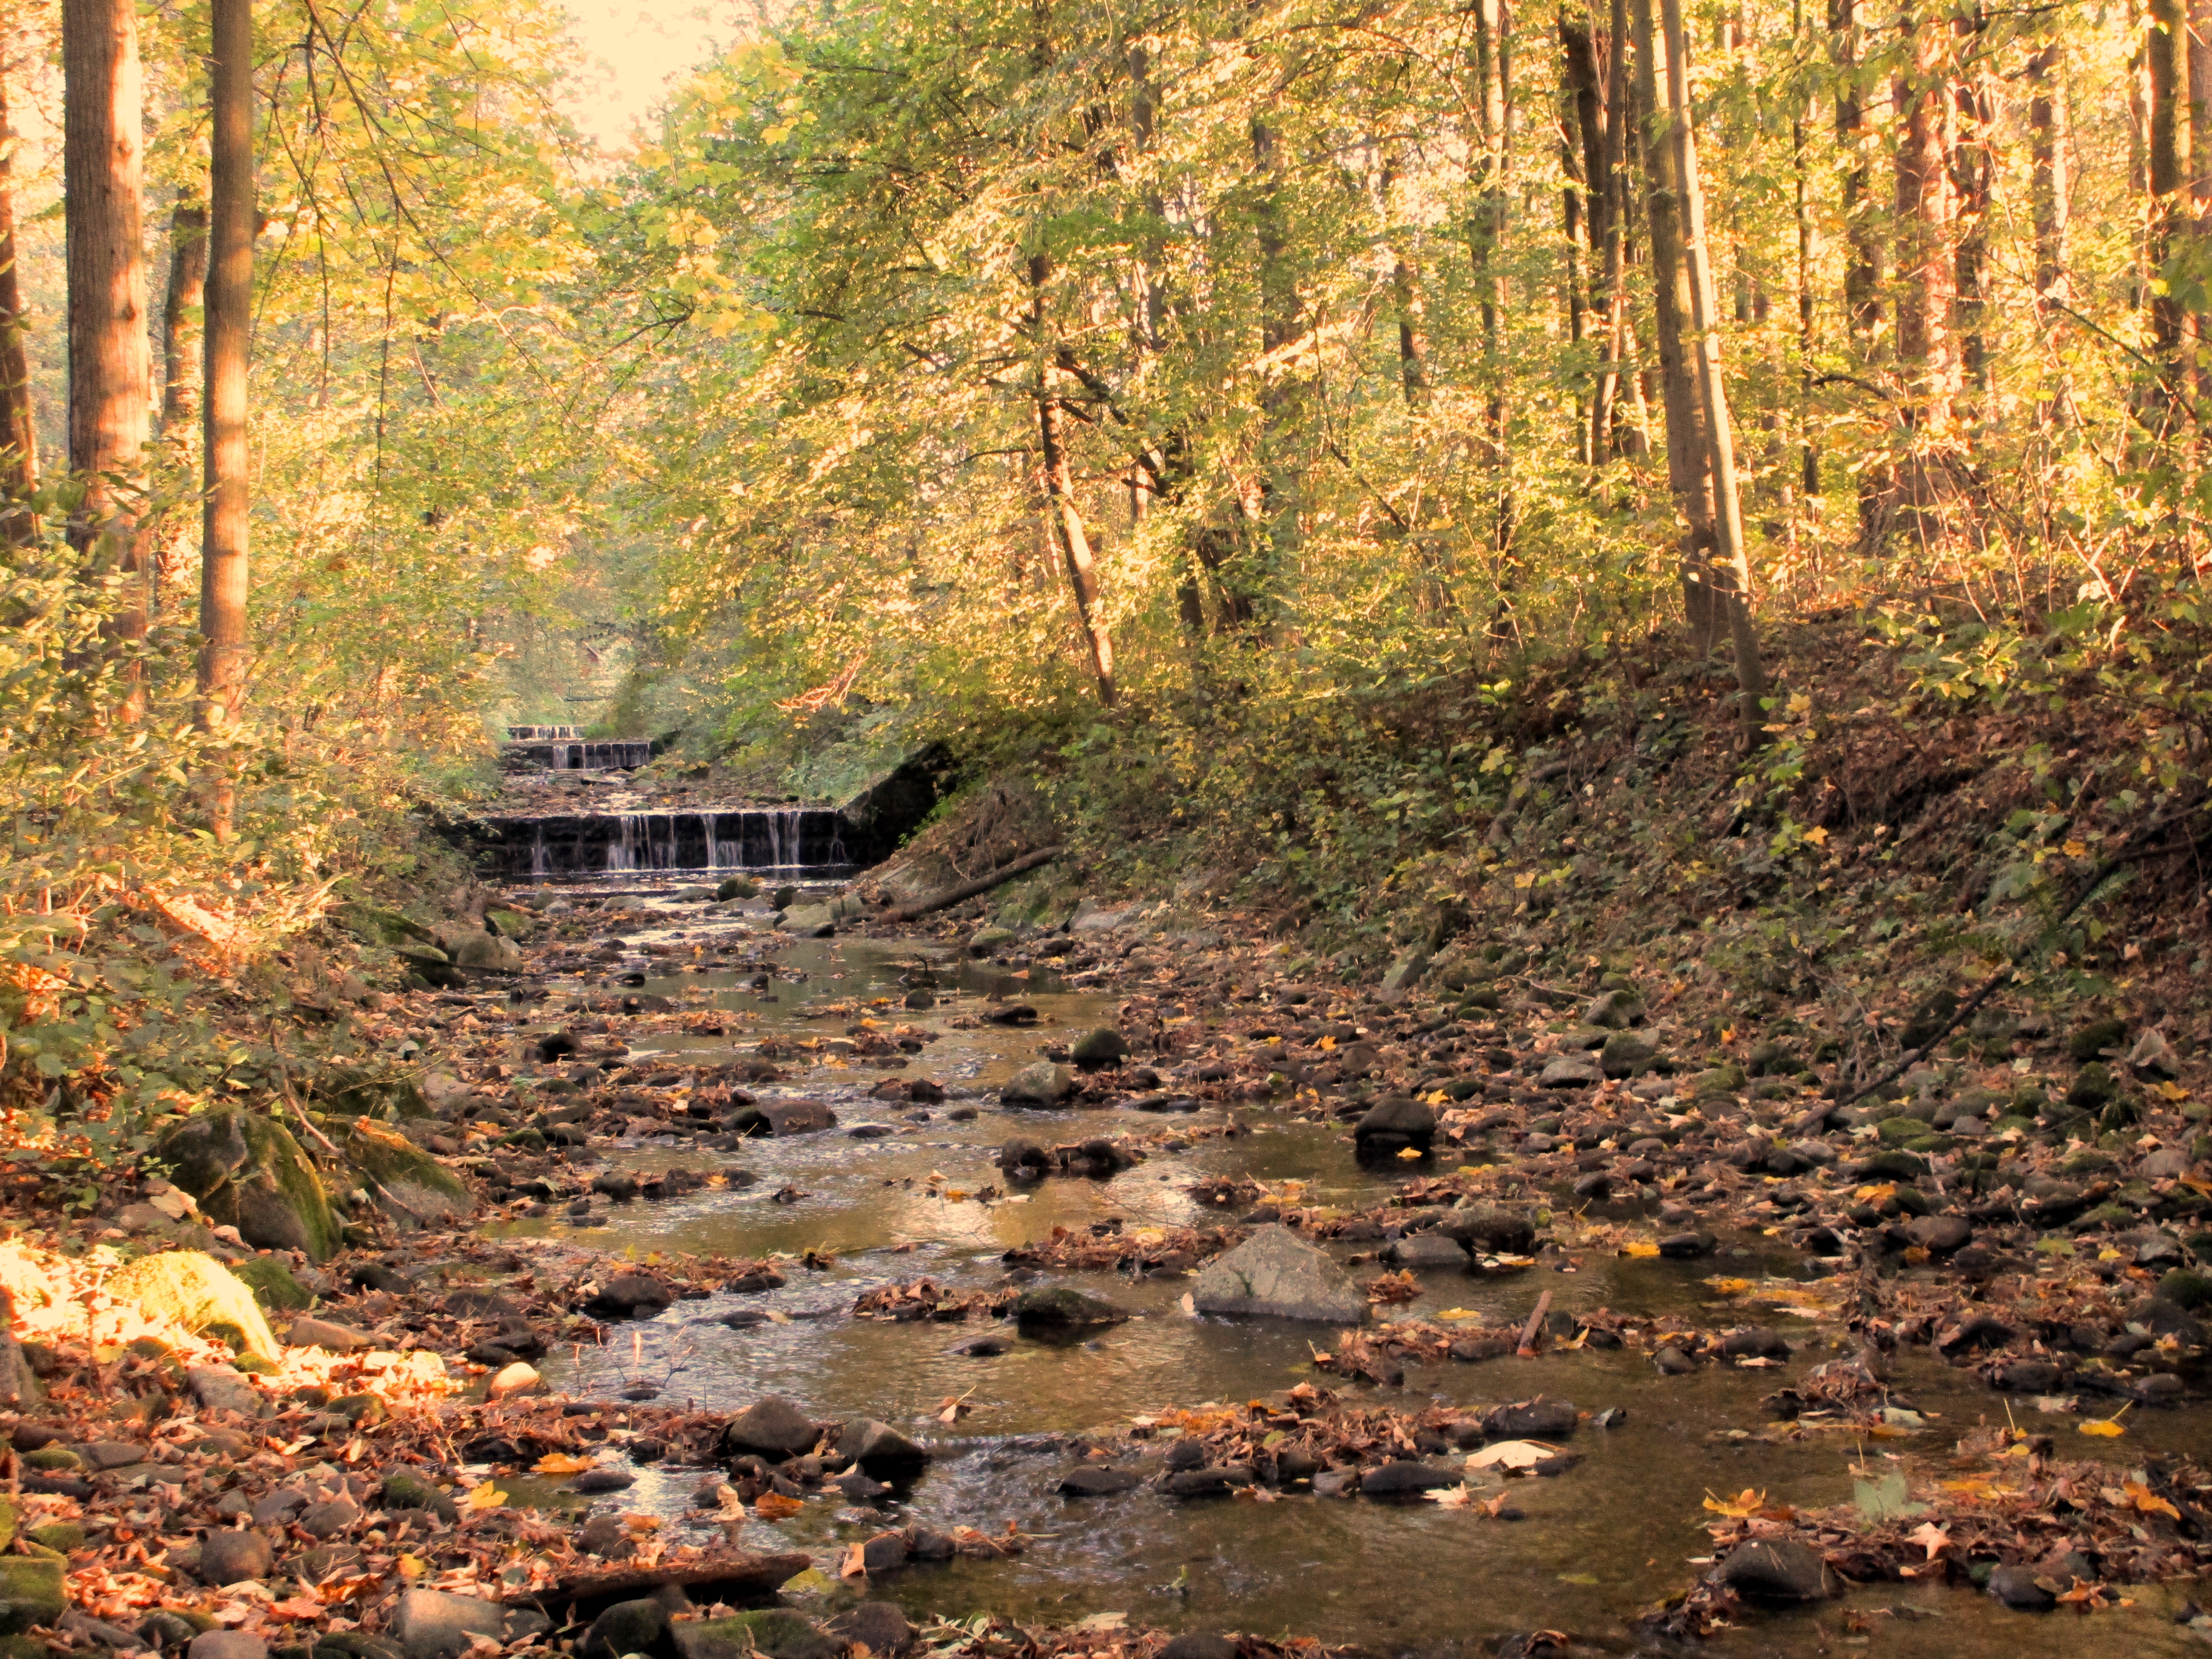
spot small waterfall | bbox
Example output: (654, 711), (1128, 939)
(605, 814), (641, 873)
(530, 823), (549, 881)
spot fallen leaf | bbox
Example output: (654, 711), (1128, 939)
(2124, 1480), (2181, 1520)
(1071, 1613), (1128, 1632)
(534, 1453), (597, 1476)
(1426, 1484), (1472, 1507)
(839, 1543), (868, 1579)
(462, 1481), (506, 1511)
(754, 1492), (806, 1519)
(1702, 1488), (1768, 1519)
(1621, 1241), (1660, 1258)
(1906, 1520), (1951, 1560)
(2079, 1419), (2128, 1438)
(1466, 1440), (1556, 1471)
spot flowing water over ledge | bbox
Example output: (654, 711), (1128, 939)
(480, 894), (2212, 1658)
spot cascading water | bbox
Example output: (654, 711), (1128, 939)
(530, 823), (549, 881)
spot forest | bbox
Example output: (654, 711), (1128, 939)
(6, 0), (2212, 1654)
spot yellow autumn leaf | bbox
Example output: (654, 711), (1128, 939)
(2124, 1480), (2181, 1519)
(1397, 1146), (1424, 1160)
(535, 1453), (597, 1476)
(1802, 825), (1828, 846)
(2079, 1419), (2128, 1438)
(1622, 1241), (1660, 1258)
(1318, 1036), (1337, 1052)
(2155, 1081), (2189, 1101)
(464, 1481), (507, 1510)
(1705, 1277), (1752, 1295)
(398, 1555), (427, 1580)
(2064, 839), (2088, 858)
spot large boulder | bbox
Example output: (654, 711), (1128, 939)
(0, 1558), (64, 1634)
(1715, 1539), (1838, 1601)
(105, 1252), (280, 1364)
(1191, 1225), (1365, 1324)
(1012, 1286), (1128, 1328)
(721, 1397), (821, 1462)
(1353, 1095), (1435, 1155)
(342, 1120), (474, 1224)
(387, 1591), (541, 1659)
(158, 1109), (340, 1261)
(1001, 1063), (1076, 1106)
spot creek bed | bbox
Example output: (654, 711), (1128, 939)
(479, 884), (2212, 1657)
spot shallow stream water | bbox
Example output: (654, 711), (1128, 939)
(474, 881), (2212, 1657)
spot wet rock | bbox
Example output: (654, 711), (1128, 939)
(947, 1334), (1011, 1357)
(380, 1473), (458, 1524)
(1988, 1565), (2057, 1610)
(1987, 1361), (2065, 1393)
(199, 1530), (274, 1585)
(1382, 1234), (1467, 1270)
(1191, 1226), (1366, 1324)
(389, 1591), (540, 1659)
(1160, 1466), (1251, 1498)
(583, 1272), (673, 1319)
(834, 1469), (890, 1502)
(999, 1139), (1051, 1178)
(1011, 1287), (1128, 1328)
(1715, 1539), (1837, 1601)
(1001, 1063), (1076, 1106)
(572, 1468), (634, 1493)
(1939, 1316), (2015, 1356)
(1658, 1232), (1715, 1259)
(1058, 1467), (1141, 1496)
(1444, 1205), (1535, 1255)
(157, 1108), (341, 1261)
(1357, 1460), (1461, 1496)
(486, 1362), (542, 1401)
(1071, 1028), (1130, 1067)
(840, 1419), (930, 1470)
(1719, 1328), (1790, 1361)
(1904, 1214), (1973, 1254)
(731, 1100), (838, 1136)
(1654, 1346), (1696, 1375)
(1449, 1336), (1512, 1363)
(1354, 1095), (1435, 1155)
(829, 1604), (913, 1656)
(578, 1515), (629, 1558)
(720, 1397), (822, 1462)
(1486, 1399), (1577, 1437)
(1159, 1638), (1238, 1659)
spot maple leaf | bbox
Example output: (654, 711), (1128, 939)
(462, 1481), (506, 1511)
(1702, 1488), (1767, 1519)
(1905, 1520), (1951, 1560)
(2123, 1480), (2182, 1520)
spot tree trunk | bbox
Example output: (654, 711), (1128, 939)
(1830, 0), (1881, 362)
(1893, 12), (1953, 434)
(1027, 252), (1115, 707)
(1792, 0), (1818, 504)
(1950, 7), (1994, 424)
(1657, 0), (1765, 740)
(198, 0), (253, 837)
(2028, 42), (2074, 428)
(1380, 154), (1431, 407)
(1631, 0), (1716, 653)
(1589, 0), (1632, 460)
(2150, 0), (2191, 410)
(0, 49), (32, 530)
(1474, 0), (1514, 561)
(64, 0), (151, 667)
(161, 199), (207, 431)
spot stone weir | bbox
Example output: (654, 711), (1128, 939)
(507, 724), (582, 740)
(504, 738), (654, 771)
(464, 805), (853, 879)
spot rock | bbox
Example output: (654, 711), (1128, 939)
(2160, 1268), (2212, 1310)
(106, 1254), (279, 1364)
(300, 1496), (360, 1539)
(286, 1316), (374, 1353)
(1378, 947), (1430, 1002)
(731, 1100), (838, 1136)
(1988, 1565), (2057, 1610)
(778, 905), (838, 937)
(1057, 1467), (1142, 1496)
(716, 877), (761, 901)
(1658, 1232), (1715, 1259)
(1001, 1063), (1076, 1106)
(583, 1272), (672, 1319)
(1357, 1460), (1460, 1495)
(199, 1530), (274, 1585)
(578, 1516), (629, 1558)
(1653, 1346), (1696, 1375)
(1537, 1054), (1603, 1089)
(1000, 1138), (1051, 1177)
(1904, 1214), (1973, 1254)
(1011, 1287), (1128, 1328)
(0, 1558), (62, 1635)
(342, 1120), (474, 1224)
(1071, 1028), (1130, 1066)
(1159, 1638), (1238, 1659)
(1585, 989), (1643, 1029)
(157, 1108), (341, 1260)
(672, 1612), (837, 1659)
(1191, 1225), (1366, 1325)
(380, 1473), (459, 1524)
(1160, 1467), (1249, 1498)
(1719, 1328), (1790, 1361)
(840, 1420), (930, 1470)
(1444, 1206), (1536, 1255)
(2066, 1063), (2117, 1109)
(721, 1397), (821, 1462)
(1716, 1539), (1837, 1601)
(188, 1635), (266, 1659)
(828, 1604), (912, 1656)
(486, 1363), (542, 1401)
(1486, 1400), (1577, 1437)
(581, 1599), (667, 1659)
(388, 1591), (538, 1659)
(1598, 1033), (1658, 1078)
(2069, 1018), (2127, 1061)
(230, 1257), (310, 1313)
(2129, 1027), (2181, 1079)
(1382, 1234), (1467, 1270)
(1353, 1095), (1435, 1154)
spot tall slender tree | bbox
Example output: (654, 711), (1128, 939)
(0, 26), (33, 531)
(199, 0), (254, 816)
(63, 0), (152, 660)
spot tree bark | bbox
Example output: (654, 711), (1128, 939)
(1949, 6), (1994, 423)
(1893, 12), (1954, 434)
(0, 47), (33, 529)
(199, 0), (253, 837)
(1027, 251), (1115, 707)
(2150, 0), (2191, 409)
(2027, 42), (2074, 428)
(161, 199), (207, 431)
(64, 0), (151, 666)
(1830, 0), (1881, 362)
(1474, 0), (1514, 561)
(1632, 0), (1715, 653)
(1656, 0), (1765, 738)
(1589, 0), (1636, 460)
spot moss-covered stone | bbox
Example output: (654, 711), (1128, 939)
(311, 1063), (430, 1121)
(2069, 1017), (2128, 1062)
(22, 1525), (80, 1556)
(341, 1120), (474, 1224)
(2066, 1064), (2117, 1109)
(2160, 1269), (2212, 1309)
(104, 1251), (280, 1363)
(19, 1448), (73, 1472)
(671, 1611), (837, 1659)
(0, 1557), (64, 1634)
(157, 1108), (341, 1261)
(231, 1255), (312, 1313)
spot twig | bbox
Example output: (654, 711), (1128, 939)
(1516, 1290), (1553, 1358)
(879, 846), (1068, 924)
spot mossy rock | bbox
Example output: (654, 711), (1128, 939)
(2160, 1269), (2212, 1310)
(0, 1556), (64, 1634)
(20, 1449), (76, 1473)
(22, 1525), (79, 1556)
(2069, 1017), (2129, 1062)
(104, 1251), (281, 1363)
(0, 1498), (13, 1550)
(676, 1611), (838, 1659)
(2066, 1064), (2117, 1109)
(336, 903), (436, 948)
(2075, 1202), (2136, 1231)
(483, 907), (536, 941)
(342, 1119), (474, 1224)
(0, 1636), (54, 1659)
(1689, 1063), (1747, 1096)
(231, 1255), (312, 1314)
(157, 1108), (341, 1261)
(1857, 1150), (1929, 1180)
(310, 1063), (430, 1121)
(1876, 1118), (1926, 1145)
(714, 877), (760, 902)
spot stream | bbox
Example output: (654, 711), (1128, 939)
(472, 876), (2212, 1657)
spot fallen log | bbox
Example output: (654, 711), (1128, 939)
(504, 1548), (812, 1612)
(880, 845), (1067, 924)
